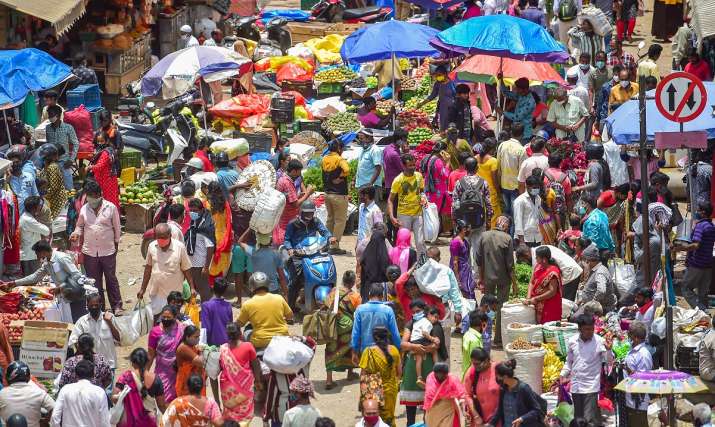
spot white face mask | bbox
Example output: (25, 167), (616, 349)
(49, 117), (58, 124)
(620, 80), (630, 88)
(579, 63), (590, 71)
(181, 34), (190, 40)
(528, 188), (540, 197)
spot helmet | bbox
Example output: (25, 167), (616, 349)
(6, 414), (27, 427)
(214, 151), (229, 166)
(584, 143), (604, 160)
(5, 361), (30, 384)
(39, 143), (59, 159)
(180, 24), (193, 34)
(185, 157), (204, 171)
(300, 200), (316, 214)
(248, 271), (270, 293)
(386, 265), (401, 282)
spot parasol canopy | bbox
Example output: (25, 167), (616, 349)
(604, 83), (715, 145)
(0, 48), (73, 109)
(142, 46), (253, 99)
(340, 20), (440, 63)
(403, 0), (463, 9)
(614, 369), (708, 394)
(430, 15), (569, 62)
(452, 55), (566, 86)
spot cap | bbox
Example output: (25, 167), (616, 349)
(180, 25), (192, 34)
(566, 68), (579, 78)
(185, 157), (204, 170)
(300, 200), (316, 213)
(582, 244), (601, 261)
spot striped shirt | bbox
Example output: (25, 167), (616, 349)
(689, 219), (715, 268)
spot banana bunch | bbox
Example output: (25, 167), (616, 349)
(542, 343), (564, 391)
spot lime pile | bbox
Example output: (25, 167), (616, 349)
(121, 182), (160, 205)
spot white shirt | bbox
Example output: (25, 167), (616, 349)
(602, 140), (629, 186)
(168, 220), (184, 242)
(50, 379), (110, 427)
(182, 36), (199, 49)
(410, 316), (433, 343)
(69, 312), (118, 369)
(634, 304), (655, 332)
(567, 64), (594, 90)
(0, 381), (55, 427)
(203, 38), (217, 46)
(358, 201), (383, 242)
(19, 212), (49, 261)
(517, 153), (549, 183)
(560, 334), (612, 394)
(624, 342), (653, 409)
(568, 85), (590, 111)
(513, 192), (542, 244)
(483, 0), (510, 14)
(356, 418), (391, 427)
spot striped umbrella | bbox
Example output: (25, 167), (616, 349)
(614, 369), (708, 395)
(142, 46), (252, 99)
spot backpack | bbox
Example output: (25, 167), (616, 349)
(456, 176), (486, 228)
(420, 154), (439, 194)
(557, 0), (577, 21)
(544, 169), (568, 215)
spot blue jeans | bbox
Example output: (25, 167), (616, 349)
(502, 188), (519, 236)
(62, 164), (74, 190)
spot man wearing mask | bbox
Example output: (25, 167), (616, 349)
(45, 105), (79, 190)
(567, 52), (596, 90)
(3, 240), (87, 321)
(446, 84), (475, 142)
(40, 90), (63, 123)
(179, 25), (199, 49)
(7, 146), (38, 216)
(355, 130), (384, 201)
(284, 201), (336, 310)
(566, 70), (591, 123)
(69, 293), (120, 376)
(547, 87), (589, 142)
(70, 181), (122, 312)
(597, 64), (622, 127)
(137, 223), (196, 315)
(274, 160), (314, 246)
(498, 77), (536, 142)
(321, 140), (350, 255)
(513, 176), (544, 248)
(589, 51), (612, 123)
(356, 399), (391, 427)
(418, 65), (456, 131)
(609, 69), (639, 113)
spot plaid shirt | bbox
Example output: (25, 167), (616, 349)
(71, 65), (98, 86)
(46, 122), (79, 162)
(607, 51), (636, 70)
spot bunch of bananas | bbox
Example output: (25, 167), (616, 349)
(542, 343), (564, 391)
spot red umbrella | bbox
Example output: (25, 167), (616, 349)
(452, 55), (565, 86)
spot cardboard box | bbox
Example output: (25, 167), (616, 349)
(19, 348), (66, 378)
(11, 320), (73, 351)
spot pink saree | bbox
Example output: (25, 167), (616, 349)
(218, 343), (255, 422)
(423, 373), (467, 427)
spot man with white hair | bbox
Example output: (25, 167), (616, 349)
(546, 86), (589, 142)
(180, 25), (199, 49)
(693, 403), (712, 427)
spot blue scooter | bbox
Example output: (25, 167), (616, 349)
(284, 234), (337, 312)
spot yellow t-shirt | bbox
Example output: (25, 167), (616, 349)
(390, 172), (424, 217)
(237, 293), (292, 349)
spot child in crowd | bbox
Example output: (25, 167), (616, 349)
(558, 214), (583, 256)
(410, 299), (440, 389)
(167, 291), (194, 326)
(200, 277), (233, 346)
(19, 196), (50, 275)
(461, 311), (487, 375)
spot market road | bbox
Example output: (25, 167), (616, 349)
(111, 1), (675, 424)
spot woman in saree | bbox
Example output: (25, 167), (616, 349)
(475, 139), (502, 229)
(219, 322), (262, 424)
(359, 326), (401, 427)
(535, 170), (560, 245)
(597, 183), (632, 258)
(423, 362), (472, 427)
(527, 246), (562, 324)
(450, 219), (475, 299)
(325, 271), (362, 390)
(175, 325), (205, 398)
(388, 228), (417, 274)
(148, 305), (185, 403)
(38, 144), (67, 220)
(87, 133), (120, 208)
(400, 312), (440, 426)
(113, 348), (166, 427)
(206, 181), (233, 289)
(162, 374), (223, 427)
(463, 348), (500, 427)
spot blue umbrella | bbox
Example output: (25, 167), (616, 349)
(340, 20), (440, 63)
(404, 0), (463, 10)
(430, 15), (569, 62)
(604, 84), (715, 145)
(0, 48), (72, 109)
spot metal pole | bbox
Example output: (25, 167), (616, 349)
(2, 110), (11, 145)
(639, 75), (651, 288)
(392, 52), (396, 132)
(198, 78), (209, 132)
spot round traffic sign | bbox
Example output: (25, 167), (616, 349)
(655, 71), (708, 123)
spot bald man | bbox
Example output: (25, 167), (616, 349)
(138, 223), (195, 314)
(357, 399), (390, 427)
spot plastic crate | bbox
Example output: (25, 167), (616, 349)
(301, 0), (319, 9)
(271, 108), (294, 124)
(67, 84), (101, 110)
(676, 345), (699, 374)
(279, 122), (298, 138)
(234, 132), (273, 154)
(120, 148), (143, 170)
(271, 93), (296, 111)
(88, 106), (105, 132)
(282, 80), (314, 100)
(297, 120), (322, 133)
(316, 82), (344, 98)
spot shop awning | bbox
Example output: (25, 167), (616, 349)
(0, 0), (87, 35)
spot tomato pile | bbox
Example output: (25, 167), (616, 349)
(398, 109), (431, 131)
(1, 308), (46, 344)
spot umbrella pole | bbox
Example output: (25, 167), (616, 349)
(496, 57), (504, 135)
(392, 52), (396, 132)
(2, 110), (10, 145)
(198, 78), (209, 133)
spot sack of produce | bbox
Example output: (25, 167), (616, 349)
(562, 298), (577, 320)
(506, 322), (543, 347)
(210, 138), (249, 160)
(505, 339), (546, 394)
(422, 202), (439, 242)
(542, 321), (578, 357)
(250, 186), (286, 235)
(578, 5), (613, 37)
(501, 302), (536, 347)
(413, 258), (452, 298)
(263, 335), (314, 374)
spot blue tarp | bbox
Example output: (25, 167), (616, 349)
(0, 48), (72, 109)
(340, 20), (439, 63)
(430, 15), (569, 62)
(604, 83), (715, 145)
(260, 9), (311, 23)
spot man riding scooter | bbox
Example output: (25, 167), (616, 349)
(284, 201), (336, 314)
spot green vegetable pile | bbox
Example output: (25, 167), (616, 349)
(416, 75), (432, 97)
(408, 128), (433, 146)
(314, 67), (358, 83)
(302, 160), (359, 205)
(322, 112), (361, 134)
(404, 97), (437, 115)
(366, 76), (378, 89)
(514, 262), (532, 299)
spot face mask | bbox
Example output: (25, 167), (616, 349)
(579, 63), (590, 71)
(577, 206), (587, 216)
(190, 211), (200, 221)
(157, 238), (171, 248)
(49, 117), (58, 124)
(487, 310), (495, 321)
(161, 318), (175, 329)
(595, 61), (606, 69)
(435, 75), (446, 82)
(694, 211), (703, 220)
(413, 311), (425, 321)
(528, 188), (540, 197)
(88, 307), (101, 318)
(363, 415), (380, 426)
(87, 197), (102, 209)
(620, 80), (630, 88)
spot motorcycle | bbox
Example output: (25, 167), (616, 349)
(285, 234), (336, 312)
(265, 17), (292, 55)
(232, 16), (261, 43)
(117, 81), (153, 125)
(311, 0), (392, 23)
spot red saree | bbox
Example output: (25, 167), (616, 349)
(528, 264), (562, 324)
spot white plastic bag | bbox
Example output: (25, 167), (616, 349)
(532, 245), (583, 284)
(109, 385), (131, 425)
(610, 259), (636, 298)
(250, 186), (286, 234)
(263, 336), (314, 374)
(204, 347), (221, 380)
(115, 302), (153, 346)
(413, 258), (452, 297)
(308, 97), (347, 119)
(422, 202), (439, 243)
(578, 5), (613, 37)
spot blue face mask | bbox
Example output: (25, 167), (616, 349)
(190, 211), (200, 221)
(413, 312), (425, 321)
(487, 310), (495, 321)
(694, 211), (703, 220)
(577, 206), (587, 216)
